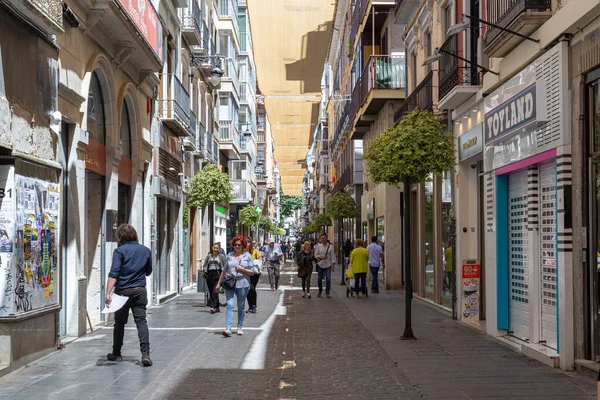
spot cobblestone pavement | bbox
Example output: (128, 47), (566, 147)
(0, 262), (596, 399)
(329, 267), (596, 399)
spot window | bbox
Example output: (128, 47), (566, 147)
(425, 32), (432, 74)
(87, 71), (106, 144)
(120, 101), (132, 159)
(443, 5), (452, 39)
(411, 53), (417, 91)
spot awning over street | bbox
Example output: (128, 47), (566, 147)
(248, 0), (335, 195)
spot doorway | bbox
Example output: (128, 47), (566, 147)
(85, 171), (105, 326)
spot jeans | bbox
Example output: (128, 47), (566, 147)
(266, 260), (280, 289)
(317, 266), (332, 294)
(354, 272), (367, 295)
(370, 266), (380, 292)
(113, 287), (149, 354)
(225, 286), (250, 330)
(301, 270), (313, 293)
(247, 274), (260, 309)
(206, 270), (221, 309)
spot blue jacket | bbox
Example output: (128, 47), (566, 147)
(108, 241), (152, 289)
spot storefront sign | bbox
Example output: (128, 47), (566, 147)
(462, 259), (481, 320)
(118, 156), (132, 185)
(115, 0), (162, 59)
(85, 139), (107, 176)
(485, 84), (536, 145)
(458, 124), (483, 161)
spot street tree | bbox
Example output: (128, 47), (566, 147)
(364, 108), (455, 339)
(313, 213), (332, 235)
(326, 190), (358, 283)
(186, 164), (234, 245)
(280, 194), (303, 218)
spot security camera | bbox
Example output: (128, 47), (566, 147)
(470, 163), (477, 169)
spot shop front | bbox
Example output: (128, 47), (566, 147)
(483, 42), (572, 369)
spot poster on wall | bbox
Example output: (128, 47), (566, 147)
(462, 259), (481, 320)
(0, 165), (16, 316)
(13, 175), (60, 314)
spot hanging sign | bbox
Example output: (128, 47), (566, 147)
(462, 259), (481, 320)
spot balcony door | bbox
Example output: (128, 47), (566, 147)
(470, 0), (480, 84)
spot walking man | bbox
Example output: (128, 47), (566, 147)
(367, 236), (385, 293)
(263, 240), (282, 291)
(314, 234), (336, 298)
(105, 224), (153, 366)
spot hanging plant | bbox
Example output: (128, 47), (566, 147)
(239, 204), (261, 227)
(258, 215), (273, 231)
(314, 213), (333, 229)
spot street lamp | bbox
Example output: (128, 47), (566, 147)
(191, 54), (225, 87)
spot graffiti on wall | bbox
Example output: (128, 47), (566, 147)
(0, 165), (15, 316)
(13, 176), (59, 313)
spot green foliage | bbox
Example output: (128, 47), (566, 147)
(314, 213), (332, 228)
(364, 109), (455, 185)
(326, 190), (358, 220)
(280, 195), (303, 218)
(187, 164), (234, 209)
(239, 205), (261, 227)
(183, 206), (189, 229)
(258, 215), (273, 230)
(301, 222), (318, 235)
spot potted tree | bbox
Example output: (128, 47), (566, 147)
(364, 109), (455, 339)
(326, 190), (359, 284)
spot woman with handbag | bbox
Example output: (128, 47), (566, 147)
(246, 241), (262, 313)
(202, 243), (226, 314)
(216, 236), (255, 337)
(296, 241), (315, 298)
(350, 239), (369, 298)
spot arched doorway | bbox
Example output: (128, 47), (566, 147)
(118, 99), (133, 225)
(85, 70), (109, 326)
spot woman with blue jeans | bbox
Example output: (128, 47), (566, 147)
(216, 235), (254, 337)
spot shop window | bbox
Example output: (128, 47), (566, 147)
(441, 170), (455, 308)
(87, 71), (106, 144)
(424, 174), (435, 301)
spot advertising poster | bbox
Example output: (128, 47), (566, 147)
(0, 165), (15, 316)
(14, 175), (59, 314)
(462, 259), (481, 320)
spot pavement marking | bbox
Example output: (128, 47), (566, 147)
(100, 326), (263, 331)
(241, 290), (287, 370)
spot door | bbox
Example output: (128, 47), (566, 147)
(539, 161), (558, 349)
(508, 171), (529, 341)
(85, 171), (105, 326)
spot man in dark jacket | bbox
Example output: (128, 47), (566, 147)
(105, 224), (153, 366)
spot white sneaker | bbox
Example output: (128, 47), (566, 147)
(222, 329), (232, 337)
(237, 328), (243, 336)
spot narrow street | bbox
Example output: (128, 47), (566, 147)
(0, 262), (595, 399)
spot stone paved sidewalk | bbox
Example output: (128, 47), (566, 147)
(330, 267), (596, 399)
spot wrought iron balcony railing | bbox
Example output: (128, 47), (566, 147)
(438, 35), (483, 101)
(394, 70), (433, 123)
(158, 74), (191, 136)
(486, 0), (551, 44)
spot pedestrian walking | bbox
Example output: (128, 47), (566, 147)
(246, 241), (262, 313)
(296, 240), (315, 298)
(342, 238), (354, 285)
(202, 242), (227, 314)
(366, 236), (385, 293)
(281, 241), (288, 263)
(216, 236), (255, 337)
(349, 239), (369, 298)
(216, 242), (226, 256)
(263, 240), (283, 291)
(294, 240), (301, 259)
(314, 234), (336, 298)
(104, 224), (153, 366)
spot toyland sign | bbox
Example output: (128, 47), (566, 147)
(117, 0), (161, 58)
(484, 83), (536, 145)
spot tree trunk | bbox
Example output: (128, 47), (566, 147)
(402, 176), (416, 340)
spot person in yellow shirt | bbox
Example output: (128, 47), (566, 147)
(247, 241), (262, 313)
(350, 239), (369, 298)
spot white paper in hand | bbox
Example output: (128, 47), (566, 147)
(101, 293), (129, 314)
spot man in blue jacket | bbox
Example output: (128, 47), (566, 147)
(105, 224), (153, 366)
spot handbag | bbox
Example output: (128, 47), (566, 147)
(222, 274), (236, 290)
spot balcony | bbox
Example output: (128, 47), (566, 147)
(218, 119), (241, 160)
(394, 0), (420, 24)
(183, 110), (198, 150)
(159, 74), (191, 137)
(257, 132), (265, 143)
(394, 70), (433, 123)
(320, 140), (329, 155)
(240, 32), (248, 53)
(438, 36), (482, 110)
(350, 0), (368, 48)
(484, 0), (552, 58)
(231, 179), (253, 204)
(349, 55), (406, 140)
(198, 122), (206, 152)
(221, 58), (240, 100)
(182, 0), (202, 46)
(218, 0), (240, 42)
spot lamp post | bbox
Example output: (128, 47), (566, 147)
(190, 54), (226, 87)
